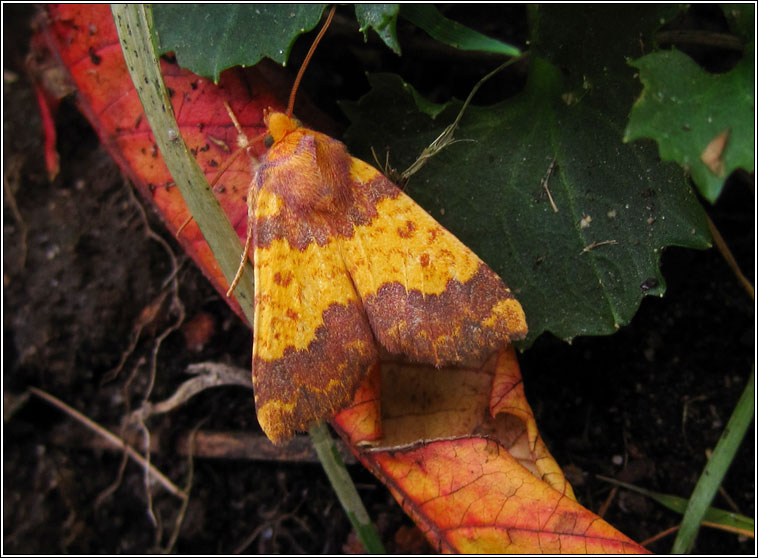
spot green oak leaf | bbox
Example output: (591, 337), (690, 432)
(625, 49), (754, 203)
(399, 4), (520, 56)
(355, 4), (401, 55)
(152, 4), (327, 82)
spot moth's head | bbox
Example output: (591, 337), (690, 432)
(264, 111), (301, 147)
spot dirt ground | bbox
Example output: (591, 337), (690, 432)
(3, 4), (754, 554)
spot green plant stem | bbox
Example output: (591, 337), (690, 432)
(112, 4), (383, 549)
(671, 368), (754, 553)
(111, 3), (255, 325)
(309, 422), (385, 553)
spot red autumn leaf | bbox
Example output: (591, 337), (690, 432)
(334, 349), (647, 553)
(33, 4), (648, 553)
(32, 3), (289, 322)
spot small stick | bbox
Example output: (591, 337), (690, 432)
(580, 239), (618, 254)
(29, 387), (186, 499)
(639, 525), (679, 548)
(175, 214), (193, 237)
(597, 485), (618, 518)
(541, 158), (559, 213)
(4, 157), (28, 267)
(706, 213), (754, 300)
(401, 54), (526, 181)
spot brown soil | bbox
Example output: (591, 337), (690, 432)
(4, 4), (754, 554)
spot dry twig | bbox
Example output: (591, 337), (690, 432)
(706, 213), (754, 300)
(3, 155), (28, 268)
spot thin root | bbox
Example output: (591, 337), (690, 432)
(161, 421), (202, 553)
(132, 362), (251, 422)
(29, 387), (186, 499)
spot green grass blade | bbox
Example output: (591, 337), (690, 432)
(672, 368), (754, 553)
(400, 4), (520, 56)
(598, 476), (754, 536)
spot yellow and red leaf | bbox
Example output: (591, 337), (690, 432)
(334, 348), (647, 552)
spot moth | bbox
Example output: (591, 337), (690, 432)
(227, 109), (527, 444)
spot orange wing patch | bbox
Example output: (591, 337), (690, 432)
(249, 112), (527, 443)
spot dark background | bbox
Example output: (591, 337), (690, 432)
(4, 4), (754, 553)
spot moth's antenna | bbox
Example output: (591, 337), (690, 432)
(286, 5), (337, 118)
